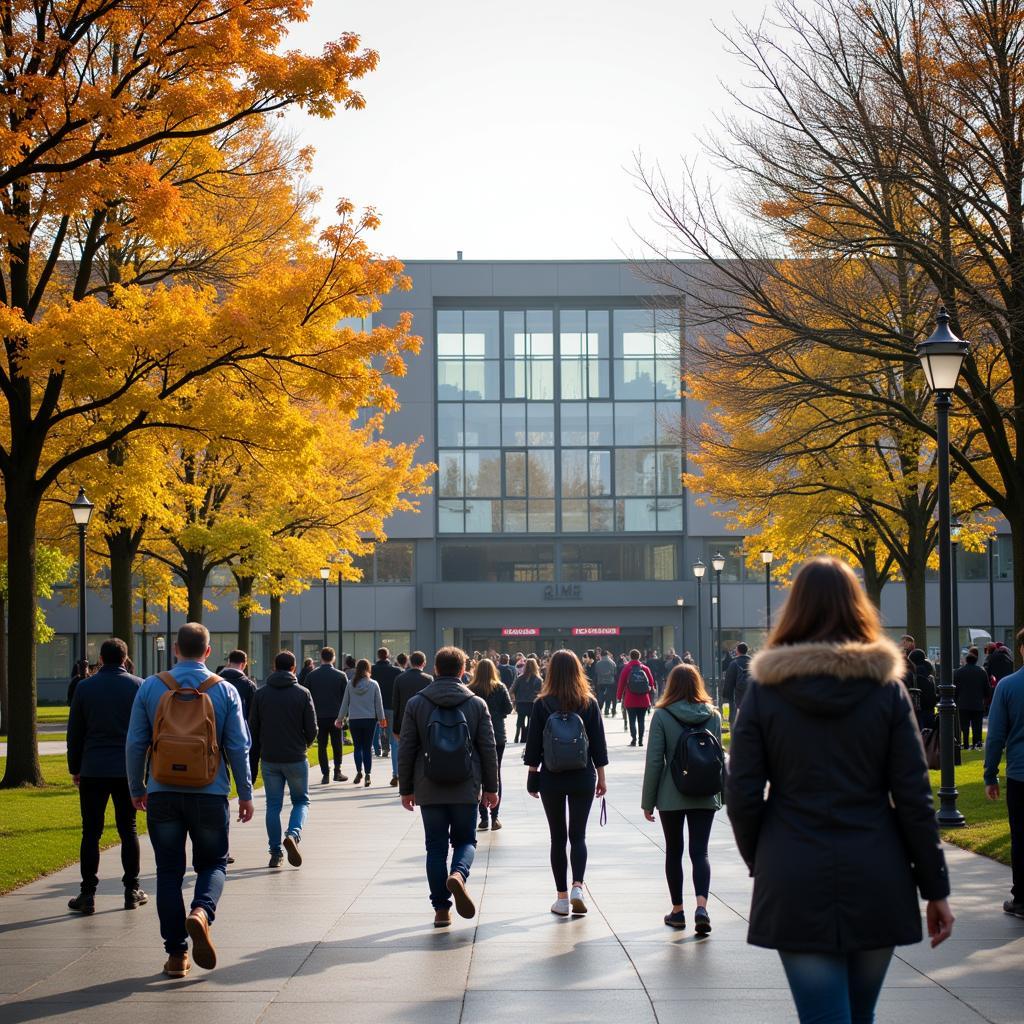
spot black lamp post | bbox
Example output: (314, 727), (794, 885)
(676, 597), (685, 659)
(70, 488), (94, 665)
(141, 593), (148, 677)
(319, 567), (330, 650)
(712, 552), (725, 705)
(916, 305), (968, 828)
(338, 566), (345, 663)
(988, 537), (996, 644)
(693, 559), (706, 676)
(165, 594), (173, 670)
(950, 520), (961, 666)
(761, 549), (774, 632)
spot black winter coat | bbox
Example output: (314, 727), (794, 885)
(954, 663), (989, 713)
(726, 639), (949, 954)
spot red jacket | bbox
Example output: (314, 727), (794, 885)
(617, 661), (656, 709)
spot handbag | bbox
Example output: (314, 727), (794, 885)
(921, 726), (961, 770)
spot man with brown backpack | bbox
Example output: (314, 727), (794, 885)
(126, 622), (254, 979)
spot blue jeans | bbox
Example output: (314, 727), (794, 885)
(146, 792), (229, 955)
(779, 948), (894, 1024)
(262, 760), (310, 854)
(420, 803), (478, 909)
(349, 719), (376, 774)
(383, 709), (398, 776)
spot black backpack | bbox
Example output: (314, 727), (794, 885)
(422, 696), (474, 784)
(669, 718), (725, 797)
(541, 699), (590, 772)
(626, 663), (650, 695)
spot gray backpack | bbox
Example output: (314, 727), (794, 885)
(541, 699), (589, 772)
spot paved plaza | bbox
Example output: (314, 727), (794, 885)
(1, 727), (1022, 1024)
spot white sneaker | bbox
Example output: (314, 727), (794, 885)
(550, 897), (571, 916)
(570, 885), (588, 915)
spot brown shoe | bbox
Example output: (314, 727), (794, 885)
(185, 907), (217, 970)
(283, 834), (302, 867)
(446, 872), (476, 919)
(433, 908), (452, 928)
(163, 952), (191, 978)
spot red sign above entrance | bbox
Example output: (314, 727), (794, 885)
(502, 627), (541, 637)
(571, 627), (621, 637)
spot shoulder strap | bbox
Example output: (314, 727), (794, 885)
(157, 671), (179, 691)
(199, 674), (222, 693)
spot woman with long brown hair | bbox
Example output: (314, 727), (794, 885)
(335, 658), (385, 787)
(524, 650), (608, 916)
(510, 656), (543, 743)
(727, 557), (954, 1023)
(469, 658), (513, 831)
(641, 663), (723, 934)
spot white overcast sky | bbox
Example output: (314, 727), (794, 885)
(283, 0), (771, 260)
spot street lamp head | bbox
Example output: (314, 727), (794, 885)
(950, 519), (962, 544)
(692, 559), (706, 579)
(319, 567), (331, 581)
(676, 597), (685, 607)
(760, 549), (774, 566)
(916, 306), (969, 393)
(711, 552), (726, 573)
(70, 487), (94, 527)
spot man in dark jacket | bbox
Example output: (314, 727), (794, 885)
(248, 651), (317, 869)
(721, 641), (752, 723)
(986, 641), (1015, 696)
(304, 647), (349, 784)
(908, 648), (938, 730)
(955, 647), (990, 749)
(66, 637), (145, 914)
(219, 649), (258, 781)
(497, 652), (516, 690)
(398, 646), (498, 928)
(371, 647), (402, 782)
(392, 650), (433, 748)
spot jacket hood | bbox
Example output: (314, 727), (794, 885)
(350, 676), (374, 694)
(664, 701), (715, 725)
(749, 639), (905, 718)
(422, 677), (475, 707)
(266, 670), (297, 689)
(908, 648), (927, 665)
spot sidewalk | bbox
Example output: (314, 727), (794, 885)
(0, 726), (1021, 1024)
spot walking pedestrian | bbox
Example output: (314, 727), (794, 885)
(219, 649), (258, 782)
(641, 662), (723, 934)
(392, 651), (434, 772)
(594, 649), (618, 716)
(371, 647), (402, 783)
(985, 641), (1015, 710)
(727, 558), (953, 1023)
(617, 648), (656, 746)
(304, 647), (349, 783)
(67, 657), (91, 705)
(469, 658), (513, 831)
(66, 638), (146, 915)
(298, 657), (314, 685)
(984, 627), (1024, 919)
(248, 650), (317, 868)
(125, 623), (255, 978)
(510, 657), (543, 742)
(908, 648), (938, 731)
(398, 646), (499, 927)
(721, 641), (752, 723)
(497, 652), (516, 690)
(954, 647), (989, 750)
(525, 649), (609, 917)
(336, 658), (385, 787)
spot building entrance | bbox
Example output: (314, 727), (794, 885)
(459, 627), (654, 659)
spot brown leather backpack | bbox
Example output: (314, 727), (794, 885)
(149, 672), (222, 787)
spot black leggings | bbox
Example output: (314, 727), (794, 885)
(961, 711), (983, 747)
(540, 787), (595, 891)
(514, 705), (532, 743)
(659, 808), (715, 904)
(627, 706), (648, 743)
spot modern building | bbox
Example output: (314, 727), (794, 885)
(35, 259), (1015, 699)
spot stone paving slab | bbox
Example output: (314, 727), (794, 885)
(0, 725), (1022, 1023)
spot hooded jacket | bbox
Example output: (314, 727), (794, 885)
(398, 677), (499, 805)
(722, 653), (753, 709)
(616, 660), (656, 708)
(219, 666), (256, 721)
(338, 675), (384, 722)
(248, 671), (317, 764)
(726, 639), (949, 954)
(641, 700), (723, 813)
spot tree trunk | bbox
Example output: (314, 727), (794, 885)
(1, 483), (43, 787)
(236, 575), (253, 655)
(0, 591), (8, 737)
(1012, 524), (1024, 666)
(863, 569), (885, 609)
(904, 557), (928, 656)
(269, 594), (282, 656)
(107, 528), (136, 657)
(182, 552), (209, 623)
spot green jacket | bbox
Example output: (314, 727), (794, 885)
(641, 701), (723, 813)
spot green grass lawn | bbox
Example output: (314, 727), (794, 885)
(0, 742), (352, 894)
(931, 746), (1011, 865)
(36, 705), (70, 723)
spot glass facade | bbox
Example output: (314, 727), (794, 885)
(437, 307), (684, 533)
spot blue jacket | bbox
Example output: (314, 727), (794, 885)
(67, 665), (143, 777)
(126, 660), (252, 800)
(984, 667), (1024, 785)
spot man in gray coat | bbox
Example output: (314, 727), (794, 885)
(399, 646), (499, 928)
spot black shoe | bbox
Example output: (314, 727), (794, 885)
(694, 907), (712, 935)
(68, 892), (95, 915)
(124, 888), (148, 910)
(226, 855), (235, 864)
(353, 771), (363, 784)
(1004, 899), (1024, 918)
(269, 852), (284, 868)
(322, 772), (330, 785)
(639, 740), (644, 747)
(478, 818), (490, 831)
(664, 910), (686, 929)
(629, 740), (636, 747)
(364, 774), (372, 787)
(334, 768), (345, 782)
(490, 818), (503, 831)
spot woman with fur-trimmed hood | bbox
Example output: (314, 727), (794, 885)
(726, 557), (954, 1024)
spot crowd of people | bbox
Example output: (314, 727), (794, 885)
(61, 554), (1024, 1022)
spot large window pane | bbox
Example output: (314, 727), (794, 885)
(652, 543), (677, 580)
(528, 500), (555, 532)
(562, 450), (587, 497)
(656, 498), (683, 532)
(463, 360), (499, 401)
(590, 499), (614, 532)
(614, 358), (655, 399)
(465, 499), (501, 532)
(527, 403), (554, 445)
(503, 500), (527, 532)
(437, 310), (463, 355)
(437, 361), (463, 400)
(440, 542), (554, 582)
(464, 403), (501, 445)
(618, 498), (657, 531)
(561, 358), (587, 400)
(615, 402), (656, 444)
(439, 451), (464, 497)
(528, 449), (555, 497)
(562, 499), (588, 532)
(655, 359), (681, 399)
(376, 542), (414, 583)
(465, 450), (500, 497)
(561, 403), (589, 445)
(503, 403), (526, 446)
(562, 541), (677, 581)
(590, 450), (611, 496)
(438, 404), (462, 446)
(505, 451), (527, 497)
(614, 308), (655, 356)
(656, 403), (683, 444)
(439, 500), (465, 532)
(589, 402), (614, 444)
(657, 450), (683, 494)
(615, 448), (656, 495)
(463, 310), (499, 358)
(705, 539), (743, 582)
